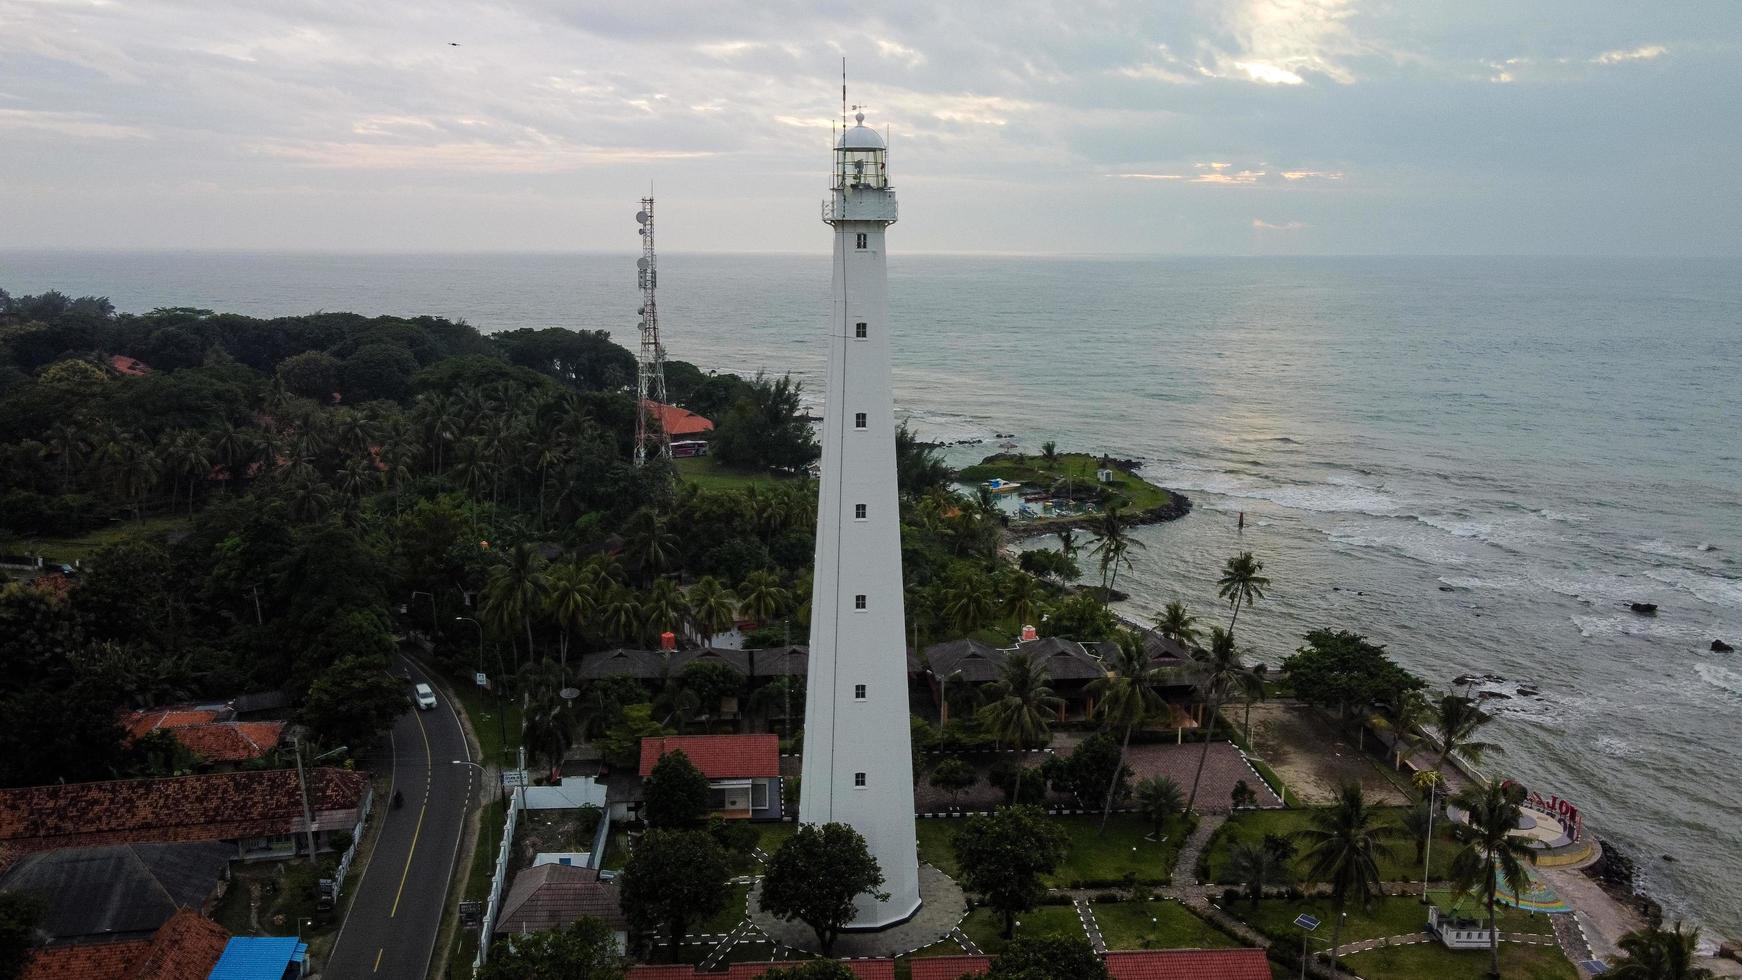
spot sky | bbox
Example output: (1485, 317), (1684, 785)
(1, 1), (1738, 256)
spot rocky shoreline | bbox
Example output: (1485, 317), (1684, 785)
(1586, 836), (1666, 928)
(1004, 488), (1193, 541)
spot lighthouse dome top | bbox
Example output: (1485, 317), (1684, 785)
(837, 112), (885, 150)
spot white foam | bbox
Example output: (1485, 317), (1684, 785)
(1645, 567), (1742, 609)
(1594, 735), (1637, 758)
(1328, 530), (1470, 566)
(1694, 662), (1742, 701)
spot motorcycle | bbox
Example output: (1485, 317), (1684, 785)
(392, 789), (404, 810)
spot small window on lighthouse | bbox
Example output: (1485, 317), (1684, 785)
(855, 233), (868, 249)
(854, 772), (867, 788)
(854, 684), (867, 700)
(855, 322), (868, 339)
(854, 412), (867, 429)
(854, 503), (867, 520)
(854, 594), (867, 610)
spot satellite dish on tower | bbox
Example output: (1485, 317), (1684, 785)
(636, 257), (650, 271)
(635, 210), (649, 224)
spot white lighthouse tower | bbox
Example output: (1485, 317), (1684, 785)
(797, 110), (921, 929)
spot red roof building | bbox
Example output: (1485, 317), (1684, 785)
(23, 908), (229, 980)
(123, 710), (285, 764)
(629, 962), (893, 980)
(638, 735), (780, 779)
(907, 956), (991, 980)
(107, 355), (153, 378)
(642, 400), (714, 439)
(0, 768), (369, 859)
(495, 863), (625, 935)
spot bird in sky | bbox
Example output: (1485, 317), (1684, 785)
(448, 42), (460, 46)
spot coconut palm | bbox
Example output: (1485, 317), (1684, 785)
(943, 573), (998, 634)
(623, 508), (679, 580)
(1055, 527), (1079, 560)
(1153, 599), (1202, 650)
(598, 584), (643, 645)
(544, 562), (598, 681)
(977, 650), (1062, 803)
(1298, 783), (1402, 976)
(1087, 507), (1144, 600)
(482, 542), (551, 668)
(641, 578), (689, 643)
(43, 421), (87, 493)
(1228, 838), (1294, 909)
(1183, 627), (1265, 814)
(999, 571), (1044, 629)
(1449, 778), (1538, 979)
(1133, 775), (1184, 839)
(1609, 922), (1715, 980)
(1215, 551), (1269, 634)
(163, 430), (212, 518)
(1089, 633), (1164, 832)
(1039, 441), (1060, 467)
(737, 570), (790, 625)
(1411, 692), (1503, 776)
(686, 576), (739, 644)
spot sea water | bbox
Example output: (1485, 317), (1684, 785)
(4, 250), (1740, 940)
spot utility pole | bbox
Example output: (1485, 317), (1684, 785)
(293, 736), (317, 863)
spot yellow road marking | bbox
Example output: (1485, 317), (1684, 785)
(373, 948), (384, 972)
(389, 707), (434, 917)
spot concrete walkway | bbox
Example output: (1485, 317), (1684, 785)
(1168, 813), (1226, 890)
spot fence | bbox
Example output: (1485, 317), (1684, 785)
(472, 785), (525, 970)
(331, 788), (373, 898)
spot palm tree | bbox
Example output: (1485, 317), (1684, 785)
(1215, 551), (1269, 634)
(1089, 633), (1163, 832)
(1449, 778), (1538, 979)
(483, 542), (551, 668)
(1373, 687), (1431, 766)
(1153, 599), (1201, 650)
(44, 421), (86, 492)
(1133, 775), (1184, 839)
(737, 570), (790, 626)
(686, 576), (738, 643)
(641, 578), (689, 643)
(999, 571), (1044, 628)
(163, 431), (212, 518)
(1055, 527), (1079, 560)
(1610, 922), (1715, 980)
(598, 585), (643, 646)
(1087, 508), (1143, 600)
(1183, 627), (1264, 814)
(624, 508), (679, 581)
(1298, 784), (1402, 976)
(1414, 692), (1503, 775)
(283, 477), (333, 523)
(943, 573), (997, 634)
(544, 562), (597, 681)
(977, 650), (1062, 804)
(1227, 838), (1293, 909)
(1039, 441), (1060, 467)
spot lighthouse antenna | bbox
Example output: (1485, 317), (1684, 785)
(842, 57), (847, 131)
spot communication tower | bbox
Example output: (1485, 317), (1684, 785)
(634, 198), (670, 467)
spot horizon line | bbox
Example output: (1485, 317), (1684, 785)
(4, 246), (1739, 261)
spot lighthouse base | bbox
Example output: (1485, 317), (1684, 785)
(747, 863), (967, 957)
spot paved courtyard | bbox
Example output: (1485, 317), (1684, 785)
(1121, 741), (1281, 813)
(747, 862), (967, 957)
(1242, 701), (1408, 805)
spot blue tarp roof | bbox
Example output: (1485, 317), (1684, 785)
(208, 936), (307, 980)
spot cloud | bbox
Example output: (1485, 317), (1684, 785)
(874, 38), (924, 67)
(1281, 169), (1344, 181)
(1252, 218), (1307, 230)
(0, 108), (151, 140)
(1593, 44), (1666, 65)
(1197, 0), (1363, 86)
(1109, 162), (1343, 187)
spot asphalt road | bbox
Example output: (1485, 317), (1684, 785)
(326, 657), (476, 979)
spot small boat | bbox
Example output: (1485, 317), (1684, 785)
(981, 478), (1024, 494)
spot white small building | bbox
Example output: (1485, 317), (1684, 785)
(1428, 904), (1496, 950)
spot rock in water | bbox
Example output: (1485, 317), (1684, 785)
(1714, 639), (1735, 653)
(1629, 602), (1658, 616)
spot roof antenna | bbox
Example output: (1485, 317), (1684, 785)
(842, 56), (848, 131)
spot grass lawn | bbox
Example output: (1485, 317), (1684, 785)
(698, 882), (751, 935)
(917, 814), (1188, 887)
(1092, 900), (1241, 951)
(446, 678), (523, 772)
(599, 825), (635, 871)
(674, 456), (792, 491)
(959, 904), (1087, 955)
(18, 513), (186, 562)
(956, 453), (1172, 513)
(1341, 940), (1577, 980)
(1204, 808), (1456, 884)
(1231, 894), (1555, 950)
(452, 795), (508, 971)
(755, 821), (799, 857)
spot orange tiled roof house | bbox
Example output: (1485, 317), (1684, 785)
(0, 767), (371, 865)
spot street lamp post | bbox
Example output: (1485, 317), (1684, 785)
(456, 617), (507, 765)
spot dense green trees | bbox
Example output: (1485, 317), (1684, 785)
(1282, 629), (1424, 722)
(473, 916), (626, 980)
(758, 822), (888, 954)
(619, 829), (730, 961)
(1449, 778), (1538, 979)
(952, 805), (1068, 939)
(709, 373), (817, 472)
(642, 750), (711, 828)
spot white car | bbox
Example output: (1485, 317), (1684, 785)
(414, 683), (437, 710)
